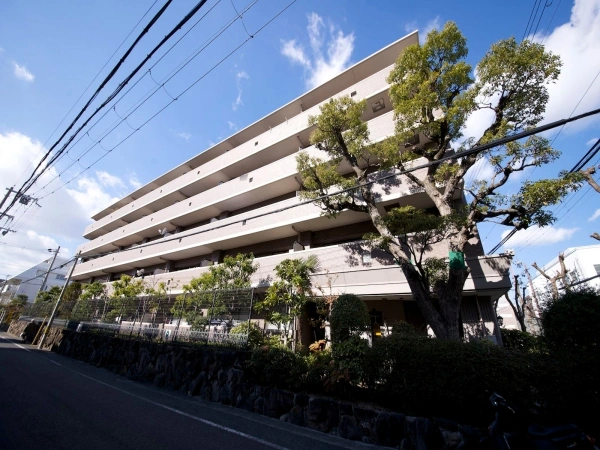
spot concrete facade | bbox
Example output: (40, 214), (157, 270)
(0, 256), (71, 304)
(72, 32), (510, 341)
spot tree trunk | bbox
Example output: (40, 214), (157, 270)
(362, 185), (466, 341)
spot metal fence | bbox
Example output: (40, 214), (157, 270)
(18, 288), (254, 349)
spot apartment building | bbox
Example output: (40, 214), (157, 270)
(72, 32), (510, 342)
(0, 256), (71, 304)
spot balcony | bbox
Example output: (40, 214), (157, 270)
(94, 244), (511, 302)
(83, 66), (397, 239)
(72, 167), (451, 281)
(78, 110), (402, 255)
(90, 32), (419, 223)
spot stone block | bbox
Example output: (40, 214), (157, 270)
(375, 412), (405, 447)
(337, 415), (363, 441)
(305, 397), (340, 432)
(405, 416), (443, 450)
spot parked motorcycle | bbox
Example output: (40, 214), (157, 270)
(479, 393), (597, 450)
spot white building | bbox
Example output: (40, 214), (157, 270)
(71, 32), (510, 341)
(0, 256), (71, 304)
(530, 244), (600, 305)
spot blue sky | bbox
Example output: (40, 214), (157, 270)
(0, 0), (599, 290)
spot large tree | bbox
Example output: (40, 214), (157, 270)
(296, 22), (582, 340)
(255, 255), (319, 350)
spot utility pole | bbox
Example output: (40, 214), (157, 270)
(38, 253), (80, 350)
(37, 247), (60, 297)
(0, 187), (17, 212)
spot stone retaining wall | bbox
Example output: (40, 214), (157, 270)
(54, 330), (479, 449)
(7, 320), (64, 349)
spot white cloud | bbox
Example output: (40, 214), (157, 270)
(227, 121), (237, 131)
(404, 16), (441, 43)
(587, 137), (598, 146)
(232, 71), (249, 111)
(589, 208), (600, 222)
(281, 12), (355, 90)
(13, 62), (34, 82)
(128, 174), (142, 190)
(96, 171), (125, 189)
(65, 176), (120, 219)
(533, 0), (600, 130)
(176, 132), (191, 141)
(500, 225), (579, 248)
(0, 131), (120, 277)
(465, 156), (496, 185)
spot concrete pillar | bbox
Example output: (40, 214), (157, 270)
(211, 250), (223, 264)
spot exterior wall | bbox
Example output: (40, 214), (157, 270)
(0, 257), (71, 304)
(89, 32), (420, 223)
(530, 244), (600, 305)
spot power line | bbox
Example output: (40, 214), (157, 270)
(532, 0), (552, 37)
(77, 106), (600, 263)
(11, 1), (174, 204)
(30, 0), (237, 198)
(522, 0), (542, 41)
(31, 0), (224, 186)
(489, 138), (600, 254)
(15, 258), (77, 286)
(2, 0), (210, 218)
(0, 242), (54, 253)
(36, 0), (290, 201)
(10, 0), (160, 190)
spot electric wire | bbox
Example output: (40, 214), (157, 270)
(522, 0), (542, 41)
(11, 1), (174, 203)
(2, 0), (210, 217)
(30, 0), (224, 184)
(31, 0), (252, 197)
(489, 137), (600, 253)
(10, 0), (159, 190)
(0, 242), (56, 253)
(36, 0), (291, 201)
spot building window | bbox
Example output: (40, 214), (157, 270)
(55, 274), (66, 280)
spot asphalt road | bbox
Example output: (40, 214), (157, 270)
(0, 333), (372, 450)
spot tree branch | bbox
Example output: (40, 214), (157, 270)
(581, 166), (600, 193)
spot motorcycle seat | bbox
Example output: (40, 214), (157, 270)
(528, 423), (579, 438)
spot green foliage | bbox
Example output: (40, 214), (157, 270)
(255, 256), (319, 339)
(500, 328), (541, 352)
(111, 275), (146, 298)
(172, 254), (258, 329)
(12, 294), (28, 306)
(296, 20), (576, 341)
(388, 22), (474, 146)
(63, 282), (82, 303)
(35, 285), (61, 303)
(542, 288), (600, 350)
(245, 347), (309, 391)
(329, 294), (370, 343)
(331, 335), (370, 386)
(80, 281), (107, 300)
(230, 321), (265, 349)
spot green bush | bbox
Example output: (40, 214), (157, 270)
(542, 287), (600, 350)
(500, 328), (541, 351)
(331, 335), (370, 386)
(330, 294), (370, 343)
(245, 347), (308, 390)
(230, 322), (264, 349)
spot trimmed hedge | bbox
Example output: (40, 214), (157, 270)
(247, 328), (599, 436)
